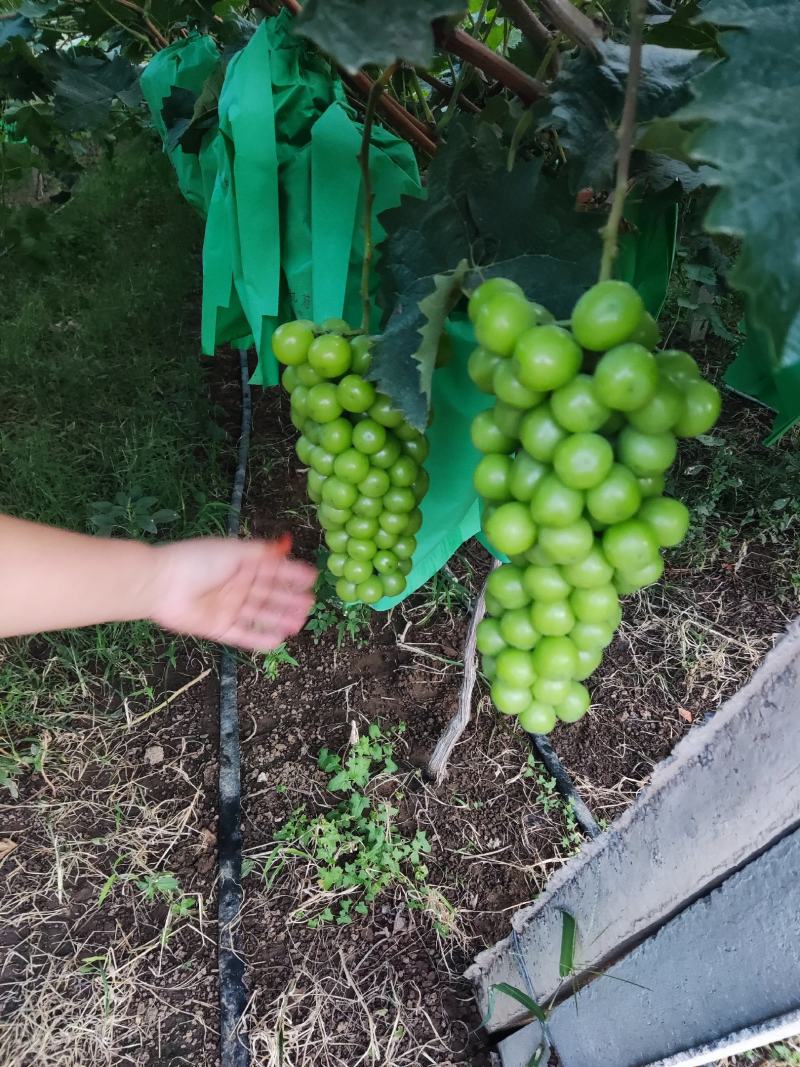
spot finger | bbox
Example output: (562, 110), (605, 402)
(257, 551), (316, 593)
(249, 581), (315, 617)
(214, 624), (292, 653)
(237, 602), (312, 638)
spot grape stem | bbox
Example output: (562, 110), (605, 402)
(598, 0), (645, 284)
(359, 64), (397, 335)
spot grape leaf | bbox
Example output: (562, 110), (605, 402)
(0, 13), (33, 45)
(378, 121), (499, 302)
(52, 55), (140, 131)
(294, 0), (466, 72)
(371, 261), (469, 430)
(539, 40), (707, 191)
(374, 119), (604, 422)
(645, 0), (722, 53)
(680, 0), (800, 372)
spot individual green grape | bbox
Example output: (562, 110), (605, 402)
(474, 291), (538, 356)
(551, 374), (610, 433)
(468, 277), (524, 323)
(484, 502), (537, 556)
(308, 333), (352, 378)
(593, 344), (658, 412)
(531, 599), (575, 637)
(513, 325), (582, 392)
(477, 618), (507, 657)
(493, 360), (544, 409)
(493, 400), (525, 439)
(492, 680), (533, 716)
(555, 682), (591, 723)
(616, 426), (677, 476)
(327, 552), (348, 578)
(538, 519), (594, 565)
(570, 280), (644, 351)
(337, 374), (375, 414)
(370, 436), (403, 470)
(522, 564), (572, 603)
(529, 474), (585, 528)
(344, 557), (374, 585)
(468, 347), (504, 394)
(509, 451), (548, 502)
(352, 419), (387, 456)
(369, 394), (405, 428)
(496, 647), (537, 688)
(471, 410), (516, 454)
(373, 549), (399, 575)
(381, 571), (407, 597)
(638, 496), (690, 547)
(499, 608), (540, 650)
(350, 334), (373, 375)
(486, 564), (530, 610)
(356, 576), (384, 604)
(518, 702), (557, 735)
(473, 453), (514, 501)
(272, 319), (315, 365)
(336, 578), (358, 602)
(519, 404), (568, 462)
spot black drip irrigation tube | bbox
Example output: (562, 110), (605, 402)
(218, 349), (252, 1067)
(529, 733), (601, 839)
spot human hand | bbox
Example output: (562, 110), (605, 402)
(150, 537), (316, 651)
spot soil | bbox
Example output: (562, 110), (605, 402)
(1, 343), (795, 1067)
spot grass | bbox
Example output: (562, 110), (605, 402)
(0, 140), (228, 745)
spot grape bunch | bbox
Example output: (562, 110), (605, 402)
(272, 319), (430, 604)
(468, 278), (721, 735)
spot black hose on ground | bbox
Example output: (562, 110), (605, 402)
(528, 733), (601, 839)
(218, 349), (252, 1067)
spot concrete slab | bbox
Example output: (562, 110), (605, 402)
(469, 620), (800, 1032)
(545, 827), (800, 1067)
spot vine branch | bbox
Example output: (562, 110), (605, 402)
(415, 68), (480, 114)
(537, 0), (601, 54)
(270, 0), (437, 155)
(348, 70), (437, 154)
(598, 0), (645, 282)
(498, 0), (552, 52)
(435, 23), (548, 105)
(112, 0), (169, 48)
(359, 65), (397, 334)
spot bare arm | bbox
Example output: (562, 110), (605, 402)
(0, 515), (316, 651)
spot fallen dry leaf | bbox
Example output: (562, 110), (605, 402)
(0, 838), (18, 863)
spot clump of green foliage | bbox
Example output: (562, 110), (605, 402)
(266, 724), (432, 927)
(305, 567), (372, 647)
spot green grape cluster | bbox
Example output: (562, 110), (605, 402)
(272, 318), (430, 604)
(468, 278), (721, 735)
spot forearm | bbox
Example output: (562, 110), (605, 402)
(0, 515), (158, 638)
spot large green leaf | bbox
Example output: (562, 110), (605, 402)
(371, 261), (469, 429)
(52, 55), (140, 131)
(294, 0), (466, 72)
(680, 0), (800, 372)
(0, 33), (50, 100)
(374, 120), (605, 424)
(0, 13), (34, 45)
(539, 40), (707, 191)
(645, 0), (722, 52)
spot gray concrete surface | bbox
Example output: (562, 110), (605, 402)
(470, 620), (800, 1032)
(498, 833), (800, 1067)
